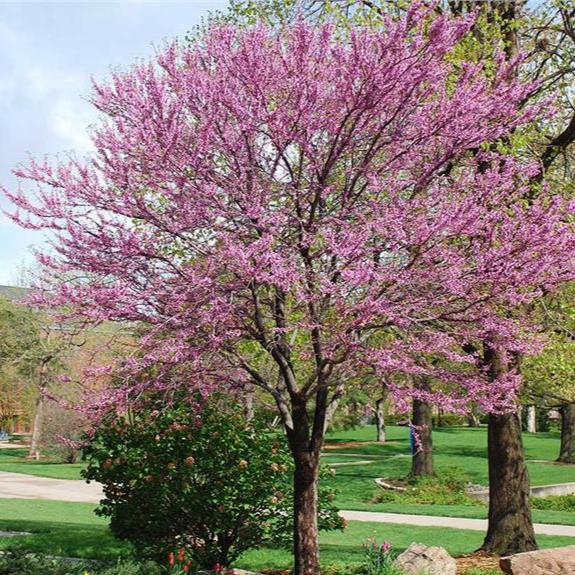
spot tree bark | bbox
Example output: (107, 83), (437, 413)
(526, 405), (537, 434)
(374, 383), (388, 442)
(28, 395), (44, 460)
(285, 391), (324, 575)
(467, 410), (481, 428)
(293, 451), (320, 575)
(28, 358), (50, 460)
(481, 344), (536, 555)
(558, 403), (575, 464)
(375, 397), (386, 442)
(244, 383), (255, 422)
(482, 412), (537, 554)
(410, 378), (434, 477)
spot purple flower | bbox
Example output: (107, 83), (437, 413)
(380, 541), (391, 553)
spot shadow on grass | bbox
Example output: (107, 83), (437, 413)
(0, 518), (132, 561)
(0, 449), (28, 461)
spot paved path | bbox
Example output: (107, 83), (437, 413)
(1, 471), (575, 538)
(0, 471), (103, 503)
(340, 510), (575, 537)
(0, 441), (25, 450)
(329, 460), (375, 467)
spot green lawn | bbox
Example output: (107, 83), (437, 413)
(0, 499), (130, 561)
(1, 425), (574, 529)
(322, 425), (575, 518)
(3, 424), (572, 485)
(1, 498), (574, 570)
(0, 448), (85, 479)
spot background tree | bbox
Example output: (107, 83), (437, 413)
(0, 296), (40, 435)
(523, 285), (575, 463)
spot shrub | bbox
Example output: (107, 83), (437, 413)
(0, 552), (161, 575)
(373, 468), (484, 507)
(96, 559), (163, 575)
(41, 404), (87, 463)
(0, 552), (85, 575)
(83, 395), (344, 568)
(531, 494), (575, 512)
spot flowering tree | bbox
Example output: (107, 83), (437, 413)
(214, 0), (575, 555)
(5, 7), (575, 574)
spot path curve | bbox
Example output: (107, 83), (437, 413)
(340, 510), (575, 537)
(1, 472), (575, 538)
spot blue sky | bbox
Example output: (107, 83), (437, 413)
(0, 0), (230, 285)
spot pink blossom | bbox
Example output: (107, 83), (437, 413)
(2, 10), (574, 420)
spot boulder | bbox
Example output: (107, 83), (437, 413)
(394, 542), (456, 575)
(500, 545), (575, 574)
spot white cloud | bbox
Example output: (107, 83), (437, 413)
(49, 96), (95, 154)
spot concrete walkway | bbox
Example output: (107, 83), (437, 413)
(1, 471), (575, 538)
(340, 510), (575, 537)
(0, 441), (25, 450)
(0, 471), (103, 503)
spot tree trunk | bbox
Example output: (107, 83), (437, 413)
(467, 409), (481, 428)
(479, 342), (536, 555)
(481, 411), (537, 554)
(558, 403), (575, 464)
(375, 397), (386, 442)
(286, 392), (324, 575)
(410, 378), (434, 477)
(244, 383), (255, 422)
(293, 452), (320, 575)
(28, 394), (44, 460)
(374, 383), (388, 443)
(28, 360), (50, 460)
(526, 405), (537, 434)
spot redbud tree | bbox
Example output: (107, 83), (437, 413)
(5, 7), (575, 575)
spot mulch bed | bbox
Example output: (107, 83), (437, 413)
(456, 551), (502, 574)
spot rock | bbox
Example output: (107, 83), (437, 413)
(500, 545), (575, 574)
(394, 542), (456, 575)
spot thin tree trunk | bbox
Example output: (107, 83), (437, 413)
(375, 383), (388, 443)
(375, 397), (386, 442)
(558, 403), (575, 464)
(28, 395), (44, 460)
(244, 383), (255, 422)
(481, 345), (536, 555)
(410, 378), (434, 477)
(467, 410), (481, 428)
(526, 405), (537, 434)
(28, 359), (50, 460)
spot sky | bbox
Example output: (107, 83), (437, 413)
(0, 0), (230, 285)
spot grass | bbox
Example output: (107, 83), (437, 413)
(0, 499), (131, 561)
(322, 424), (575, 521)
(3, 424), (572, 485)
(0, 498), (574, 570)
(0, 448), (85, 480)
(241, 522), (575, 572)
(1, 424), (574, 530)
